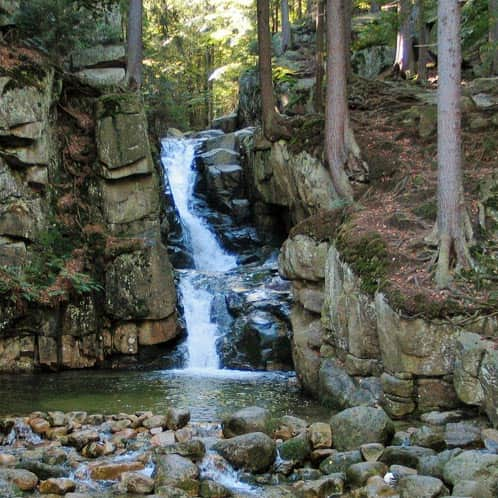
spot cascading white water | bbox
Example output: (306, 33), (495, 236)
(161, 139), (237, 370)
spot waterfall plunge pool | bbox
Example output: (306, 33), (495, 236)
(0, 368), (329, 421)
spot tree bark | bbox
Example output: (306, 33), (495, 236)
(297, 0), (303, 17)
(125, 0), (143, 90)
(314, 0), (325, 112)
(490, 0), (498, 75)
(281, 0), (291, 52)
(325, 0), (354, 200)
(416, 0), (429, 81)
(393, 0), (413, 77)
(257, 0), (291, 141)
(344, 0), (352, 76)
(435, 0), (472, 288)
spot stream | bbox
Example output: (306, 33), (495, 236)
(0, 136), (328, 423)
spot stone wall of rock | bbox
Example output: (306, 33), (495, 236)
(238, 133), (338, 241)
(278, 235), (498, 427)
(0, 27), (178, 371)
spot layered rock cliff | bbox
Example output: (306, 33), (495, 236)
(0, 10), (178, 371)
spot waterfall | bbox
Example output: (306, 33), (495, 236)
(161, 139), (237, 370)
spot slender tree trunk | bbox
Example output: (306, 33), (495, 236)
(297, 0), (303, 17)
(344, 0), (352, 76)
(393, 0), (413, 77)
(306, 0), (313, 15)
(257, 0), (291, 141)
(435, 0), (472, 288)
(490, 0), (498, 75)
(281, 0), (291, 52)
(325, 0), (354, 200)
(315, 0), (325, 112)
(125, 0), (143, 90)
(416, 0), (429, 81)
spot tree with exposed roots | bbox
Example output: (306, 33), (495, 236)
(257, 0), (291, 141)
(324, 0), (368, 201)
(434, 0), (473, 288)
(125, 0), (143, 90)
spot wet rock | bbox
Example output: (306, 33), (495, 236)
(222, 407), (272, 438)
(398, 475), (448, 498)
(294, 474), (344, 497)
(198, 148), (239, 167)
(119, 471), (155, 494)
(308, 422), (332, 450)
(16, 460), (67, 480)
(330, 406), (394, 451)
(144, 415), (168, 430)
(380, 446), (436, 468)
(444, 422), (482, 449)
(156, 439), (206, 461)
(416, 448), (463, 479)
(360, 443), (385, 462)
(213, 432), (276, 473)
(66, 430), (100, 450)
(151, 431), (176, 447)
(319, 359), (379, 410)
(28, 417), (50, 434)
(0, 468), (38, 491)
(90, 461), (145, 480)
(364, 476), (398, 497)
(278, 433), (311, 464)
(154, 454), (200, 495)
(167, 408), (191, 431)
(410, 426), (446, 451)
(39, 477), (76, 494)
(154, 486), (191, 497)
(346, 461), (387, 487)
(442, 450), (498, 496)
(274, 415), (307, 440)
(81, 440), (115, 458)
(0, 454), (16, 466)
(319, 450), (362, 474)
(199, 479), (232, 498)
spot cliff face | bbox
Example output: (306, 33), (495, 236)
(0, 12), (178, 371)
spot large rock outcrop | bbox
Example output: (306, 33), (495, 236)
(0, 37), (178, 371)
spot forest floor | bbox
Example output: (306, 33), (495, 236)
(347, 77), (498, 323)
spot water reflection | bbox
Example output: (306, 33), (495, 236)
(0, 369), (329, 422)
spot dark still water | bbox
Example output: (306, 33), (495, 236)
(0, 368), (329, 422)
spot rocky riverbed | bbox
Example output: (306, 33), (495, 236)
(0, 405), (497, 497)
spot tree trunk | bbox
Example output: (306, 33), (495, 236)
(125, 0), (143, 90)
(416, 0), (429, 81)
(344, 0), (352, 76)
(297, 0), (303, 17)
(490, 0), (498, 75)
(257, 0), (291, 141)
(306, 0), (313, 15)
(325, 0), (354, 200)
(314, 0), (325, 112)
(393, 0), (413, 77)
(281, 0), (291, 52)
(435, 0), (472, 288)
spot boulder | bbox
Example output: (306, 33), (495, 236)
(330, 406), (394, 451)
(198, 148), (239, 167)
(319, 450), (362, 474)
(166, 408), (190, 430)
(154, 454), (200, 495)
(481, 347), (498, 428)
(274, 415), (308, 440)
(398, 475), (449, 498)
(346, 461), (387, 487)
(319, 359), (379, 411)
(222, 407), (271, 438)
(119, 471), (155, 494)
(75, 68), (125, 89)
(278, 433), (311, 463)
(71, 44), (125, 70)
(105, 241), (176, 321)
(213, 432), (276, 473)
(0, 468), (38, 491)
(296, 474), (344, 497)
(443, 450), (498, 496)
(308, 422), (332, 449)
(380, 446), (436, 468)
(39, 477), (76, 494)
(90, 461), (144, 480)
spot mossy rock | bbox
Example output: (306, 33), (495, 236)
(289, 208), (345, 241)
(96, 93), (142, 119)
(278, 433), (311, 463)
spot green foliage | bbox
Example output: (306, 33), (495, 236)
(353, 10), (397, 51)
(0, 224), (101, 305)
(14, 0), (121, 59)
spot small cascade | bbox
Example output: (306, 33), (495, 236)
(161, 139), (237, 370)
